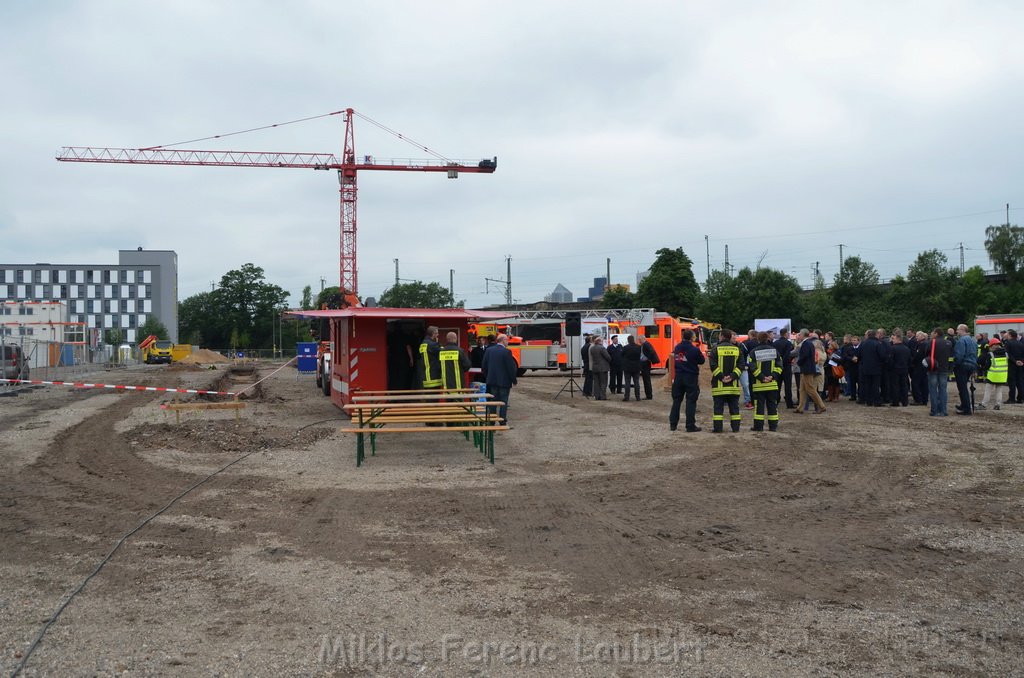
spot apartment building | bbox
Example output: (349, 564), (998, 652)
(0, 249), (178, 343)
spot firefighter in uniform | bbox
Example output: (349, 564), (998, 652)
(750, 331), (783, 431)
(415, 325), (443, 389)
(708, 329), (742, 433)
(439, 331), (472, 390)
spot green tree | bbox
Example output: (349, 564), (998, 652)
(178, 264), (289, 349)
(831, 256), (881, 307)
(300, 285), (313, 310)
(635, 247), (700, 318)
(889, 249), (961, 327)
(984, 223), (1024, 278)
(138, 316), (170, 340)
(378, 281), (460, 308)
(696, 267), (803, 332)
(315, 286), (344, 310)
(103, 328), (123, 345)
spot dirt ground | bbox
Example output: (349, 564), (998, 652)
(1, 362), (1022, 676)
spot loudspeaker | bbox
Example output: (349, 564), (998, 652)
(564, 312), (582, 337)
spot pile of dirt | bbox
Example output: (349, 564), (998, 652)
(176, 348), (230, 365)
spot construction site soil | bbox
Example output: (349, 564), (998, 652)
(2, 362), (1022, 676)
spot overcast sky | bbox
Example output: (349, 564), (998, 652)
(2, 1), (1022, 310)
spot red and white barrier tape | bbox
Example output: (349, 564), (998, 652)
(0, 378), (236, 396)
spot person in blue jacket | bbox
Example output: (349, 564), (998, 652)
(481, 333), (519, 424)
(669, 329), (705, 432)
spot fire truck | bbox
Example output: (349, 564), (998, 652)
(471, 309), (720, 374)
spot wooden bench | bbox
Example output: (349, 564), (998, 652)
(341, 391), (507, 467)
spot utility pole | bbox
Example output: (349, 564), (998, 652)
(606, 257), (611, 290)
(394, 259), (399, 287)
(1008, 203), (1011, 228)
(705, 235), (710, 284)
(210, 281), (215, 292)
(320, 277), (326, 292)
(485, 255), (512, 306)
(449, 269), (454, 301)
(724, 245), (731, 276)
(959, 242), (965, 275)
(837, 244), (845, 272)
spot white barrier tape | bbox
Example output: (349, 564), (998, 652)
(0, 378), (236, 396)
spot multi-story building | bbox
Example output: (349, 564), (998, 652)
(0, 249), (178, 344)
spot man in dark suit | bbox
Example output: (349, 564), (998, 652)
(858, 329), (887, 407)
(481, 333), (519, 424)
(773, 328), (795, 409)
(638, 336), (660, 400)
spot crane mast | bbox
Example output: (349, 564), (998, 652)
(56, 108), (496, 303)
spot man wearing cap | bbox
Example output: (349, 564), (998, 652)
(978, 337), (1008, 410)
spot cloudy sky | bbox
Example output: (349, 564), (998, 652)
(2, 1), (1022, 310)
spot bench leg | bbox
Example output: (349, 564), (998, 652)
(488, 430), (495, 464)
(356, 432), (364, 467)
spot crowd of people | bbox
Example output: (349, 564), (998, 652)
(410, 322), (1024, 432)
(574, 323), (1024, 433)
(671, 324), (1024, 430)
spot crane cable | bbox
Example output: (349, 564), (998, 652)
(138, 110), (346, 150)
(351, 110), (456, 163)
(136, 109), (460, 164)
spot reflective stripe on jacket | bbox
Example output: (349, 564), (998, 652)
(710, 344), (741, 396)
(440, 348), (465, 389)
(419, 341), (442, 387)
(750, 344), (782, 392)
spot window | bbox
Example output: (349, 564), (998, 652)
(87, 285), (96, 298)
(103, 285), (113, 298)
(120, 285), (130, 298)
(126, 299), (136, 313)
(137, 285), (146, 298)
(19, 306), (34, 316)
(58, 270), (68, 284)
(51, 285), (61, 298)
(1, 306), (10, 315)
(3, 270), (13, 284)
(74, 270), (84, 284)
(70, 285), (79, 298)
(16, 285), (26, 298)
(142, 270), (152, 284)
(126, 329), (136, 343)
(137, 314), (147, 327)
(75, 300), (85, 313)
(142, 299), (152, 313)
(120, 299), (128, 313)
(40, 270), (50, 283)
(121, 314), (130, 328)
(18, 327), (34, 336)
(0, 285), (7, 298)
(104, 315), (113, 328)
(33, 285), (44, 299)
(126, 270), (135, 284)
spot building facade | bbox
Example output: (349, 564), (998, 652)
(0, 249), (178, 344)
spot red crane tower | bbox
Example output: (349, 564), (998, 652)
(56, 108), (497, 304)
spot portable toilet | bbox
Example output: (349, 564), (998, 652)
(296, 342), (318, 373)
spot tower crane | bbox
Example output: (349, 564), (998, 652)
(56, 108), (497, 305)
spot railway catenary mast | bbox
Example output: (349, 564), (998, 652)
(57, 108), (497, 304)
